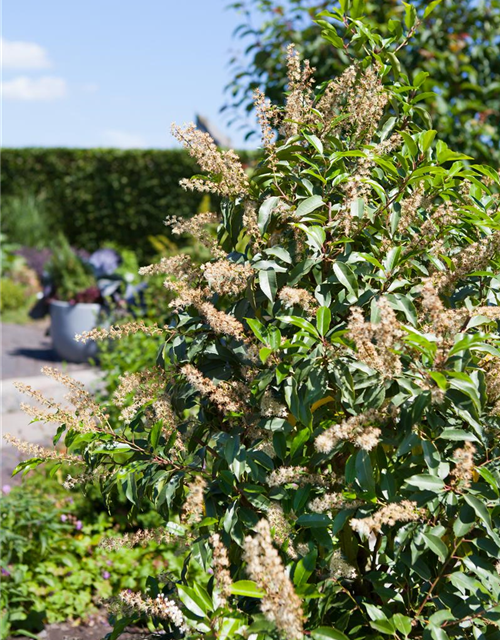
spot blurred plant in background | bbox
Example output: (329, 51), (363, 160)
(225, 0), (500, 164)
(1, 192), (55, 249)
(0, 235), (40, 324)
(0, 473), (185, 639)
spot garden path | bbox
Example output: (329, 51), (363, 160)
(1, 321), (101, 485)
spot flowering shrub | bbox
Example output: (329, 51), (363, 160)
(8, 4), (500, 639)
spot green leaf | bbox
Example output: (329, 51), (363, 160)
(370, 619), (397, 635)
(384, 246), (402, 272)
(436, 140), (472, 163)
(350, 197), (364, 219)
(422, 533), (448, 562)
(311, 628), (349, 640)
(438, 428), (478, 442)
(296, 513), (333, 528)
(278, 315), (319, 338)
(477, 467), (499, 494)
(258, 196), (281, 234)
(304, 225), (326, 252)
(177, 584), (208, 617)
(401, 131), (418, 157)
(292, 548), (318, 586)
(405, 474), (445, 492)
(428, 625), (451, 640)
(303, 133), (324, 155)
(424, 0), (443, 18)
(317, 306), (331, 337)
(453, 504), (476, 537)
(246, 317), (266, 343)
(333, 261), (358, 297)
(296, 195), (324, 217)
(259, 347), (273, 364)
(259, 269), (277, 302)
(464, 495), (498, 542)
(229, 580), (265, 598)
(420, 130), (436, 152)
(392, 614), (412, 636)
(218, 618), (245, 640)
(149, 420), (162, 450)
(355, 450), (375, 495)
(365, 603), (388, 621)
(193, 582), (213, 613)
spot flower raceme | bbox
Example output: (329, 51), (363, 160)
(6, 5), (500, 640)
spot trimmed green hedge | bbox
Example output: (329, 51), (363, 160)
(1, 148), (255, 258)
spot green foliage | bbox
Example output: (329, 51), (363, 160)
(16, 5), (500, 640)
(0, 236), (40, 323)
(1, 192), (54, 248)
(226, 0), (500, 165)
(0, 477), (180, 639)
(45, 234), (96, 301)
(1, 149), (254, 258)
(0, 278), (28, 313)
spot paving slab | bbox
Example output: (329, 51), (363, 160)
(2, 321), (92, 379)
(1, 322), (101, 485)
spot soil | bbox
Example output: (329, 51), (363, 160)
(9, 614), (166, 640)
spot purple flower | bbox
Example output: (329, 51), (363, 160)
(2, 485), (11, 495)
(106, 560), (113, 566)
(75, 520), (83, 530)
(102, 571), (111, 580)
(60, 514), (68, 522)
(1, 568), (11, 577)
(88, 248), (121, 277)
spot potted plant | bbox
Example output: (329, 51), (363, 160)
(44, 235), (105, 362)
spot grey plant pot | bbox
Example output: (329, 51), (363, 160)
(50, 300), (101, 363)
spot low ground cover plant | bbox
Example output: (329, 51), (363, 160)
(8, 3), (500, 639)
(0, 475), (181, 639)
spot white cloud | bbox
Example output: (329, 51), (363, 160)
(2, 76), (67, 101)
(2, 38), (51, 69)
(103, 130), (147, 148)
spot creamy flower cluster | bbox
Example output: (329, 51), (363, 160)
(315, 409), (382, 454)
(329, 549), (357, 581)
(350, 501), (421, 538)
(3, 433), (80, 463)
(181, 364), (247, 414)
(278, 286), (317, 314)
(76, 321), (165, 344)
(171, 122), (249, 198)
(348, 299), (403, 378)
(181, 475), (207, 525)
(202, 259), (253, 296)
(267, 466), (337, 488)
(118, 590), (187, 631)
(243, 519), (304, 640)
(450, 442), (476, 489)
(308, 493), (363, 514)
(210, 533), (232, 601)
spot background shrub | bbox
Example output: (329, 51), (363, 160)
(1, 148), (255, 259)
(226, 0), (500, 165)
(0, 278), (28, 313)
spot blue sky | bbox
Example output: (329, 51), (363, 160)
(2, 0), (256, 149)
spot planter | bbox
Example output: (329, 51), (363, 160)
(50, 300), (101, 363)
